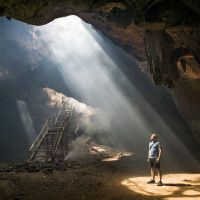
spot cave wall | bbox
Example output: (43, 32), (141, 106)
(0, 0), (200, 143)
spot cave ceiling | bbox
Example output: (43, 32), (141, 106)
(0, 0), (200, 86)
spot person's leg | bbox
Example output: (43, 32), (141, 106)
(147, 159), (156, 183)
(151, 167), (155, 180)
(156, 168), (162, 182)
(155, 162), (162, 186)
(147, 167), (155, 183)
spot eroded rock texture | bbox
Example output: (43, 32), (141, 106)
(0, 0), (200, 143)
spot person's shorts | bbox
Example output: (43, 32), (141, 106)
(149, 158), (160, 168)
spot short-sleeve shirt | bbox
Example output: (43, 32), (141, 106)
(149, 141), (161, 158)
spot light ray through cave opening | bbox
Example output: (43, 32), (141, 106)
(3, 15), (198, 170)
(30, 15), (200, 170)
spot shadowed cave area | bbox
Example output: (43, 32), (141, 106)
(0, 14), (200, 200)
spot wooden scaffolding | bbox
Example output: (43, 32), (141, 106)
(28, 99), (79, 161)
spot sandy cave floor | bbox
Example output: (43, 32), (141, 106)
(0, 145), (200, 200)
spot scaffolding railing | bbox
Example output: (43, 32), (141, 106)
(28, 100), (78, 162)
(28, 116), (55, 160)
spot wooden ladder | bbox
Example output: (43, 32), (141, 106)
(28, 100), (78, 161)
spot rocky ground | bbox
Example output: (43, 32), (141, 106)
(0, 145), (200, 200)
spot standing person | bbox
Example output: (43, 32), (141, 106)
(147, 134), (162, 186)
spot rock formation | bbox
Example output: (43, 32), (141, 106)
(0, 0), (200, 143)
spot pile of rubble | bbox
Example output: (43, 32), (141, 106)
(0, 161), (92, 174)
(90, 144), (134, 161)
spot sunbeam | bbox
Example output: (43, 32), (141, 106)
(26, 15), (199, 170)
(0, 15), (199, 170)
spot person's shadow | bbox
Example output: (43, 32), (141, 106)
(163, 179), (192, 186)
(163, 183), (191, 186)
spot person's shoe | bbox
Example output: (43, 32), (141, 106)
(147, 179), (155, 184)
(157, 181), (163, 186)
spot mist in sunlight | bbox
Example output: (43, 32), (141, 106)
(26, 15), (199, 169)
(0, 16), (199, 167)
(32, 16), (150, 145)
